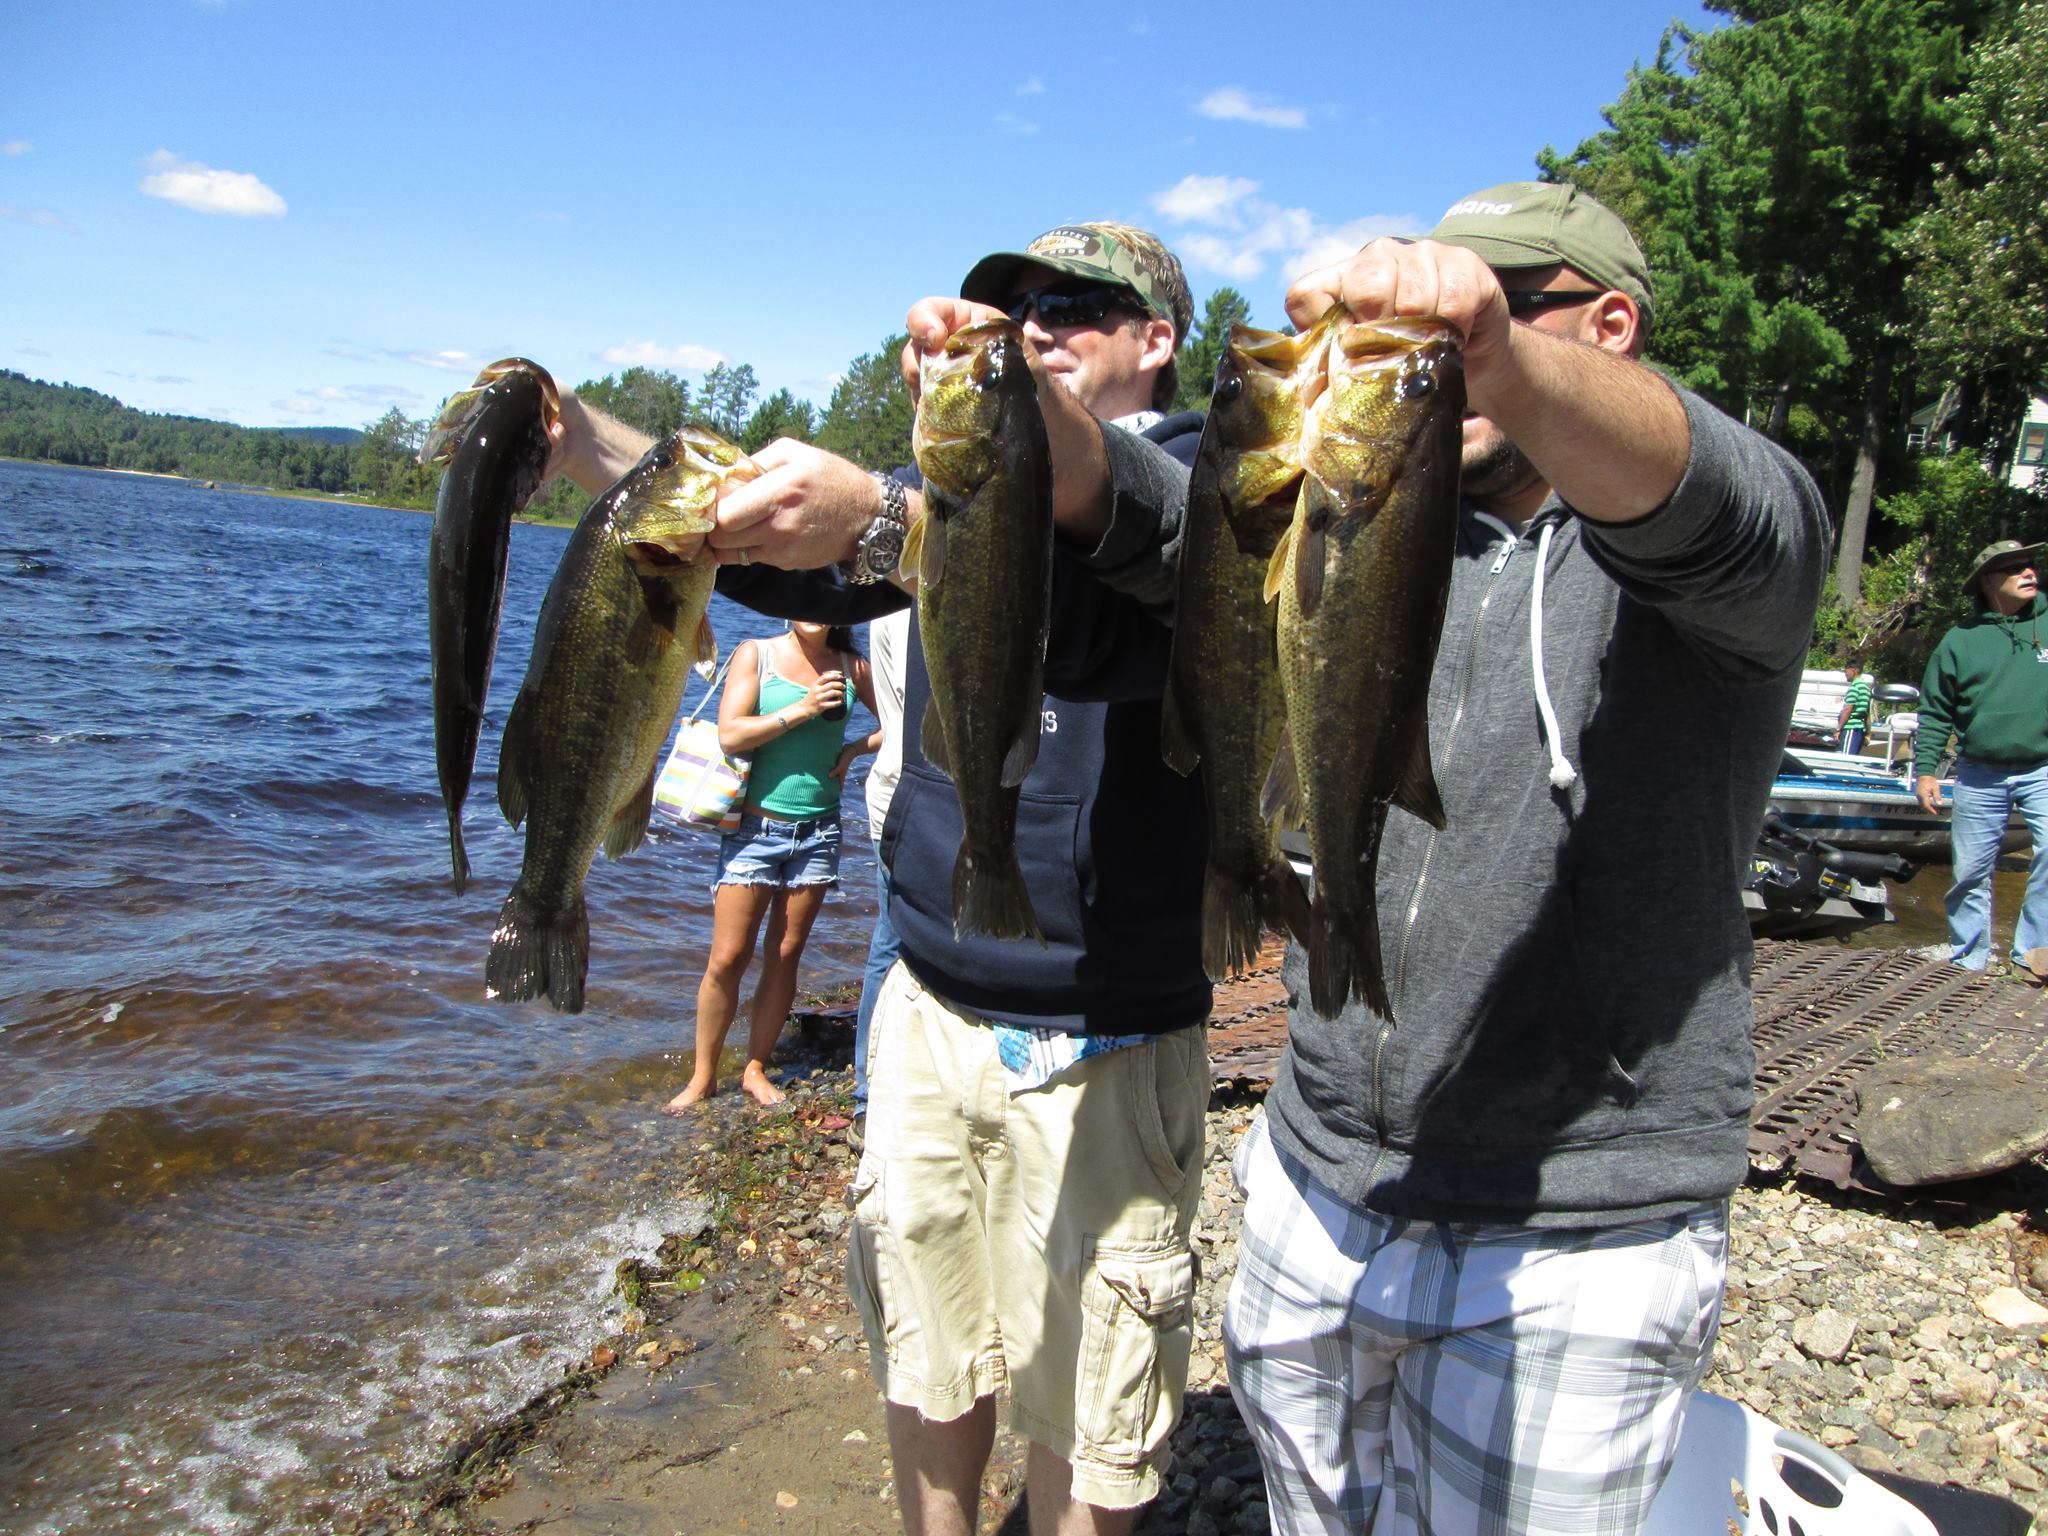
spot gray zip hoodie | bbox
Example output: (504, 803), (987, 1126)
(1266, 388), (1830, 1227)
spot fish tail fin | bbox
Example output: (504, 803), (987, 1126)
(1201, 864), (1264, 980)
(485, 881), (589, 1014)
(953, 845), (1044, 946)
(1306, 888), (1391, 1022)
(1261, 855), (1314, 951)
(447, 808), (471, 896)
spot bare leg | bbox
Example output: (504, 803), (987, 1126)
(663, 883), (775, 1114)
(1025, 1444), (1136, 1536)
(739, 882), (830, 1107)
(887, 1397), (996, 1536)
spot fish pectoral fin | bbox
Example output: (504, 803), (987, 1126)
(899, 515), (927, 588)
(1160, 679), (1200, 776)
(498, 690), (538, 828)
(1262, 520), (1295, 606)
(603, 764), (659, 860)
(1292, 495), (1328, 618)
(1392, 729), (1447, 831)
(916, 511), (946, 588)
(1259, 727), (1305, 828)
(692, 615), (718, 681)
(919, 696), (952, 776)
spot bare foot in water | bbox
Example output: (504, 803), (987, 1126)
(661, 1076), (716, 1115)
(741, 1064), (785, 1108)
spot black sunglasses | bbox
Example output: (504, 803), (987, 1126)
(1984, 559), (2038, 578)
(1004, 281), (1140, 329)
(1504, 289), (1607, 318)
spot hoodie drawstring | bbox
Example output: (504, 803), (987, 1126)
(1529, 521), (1580, 792)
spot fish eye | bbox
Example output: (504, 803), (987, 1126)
(1216, 374), (1243, 404)
(1399, 370), (1436, 402)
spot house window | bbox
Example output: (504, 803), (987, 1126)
(2020, 423), (2048, 468)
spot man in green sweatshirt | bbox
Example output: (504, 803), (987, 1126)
(1914, 539), (2048, 970)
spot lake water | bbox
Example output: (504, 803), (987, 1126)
(0, 461), (882, 1534)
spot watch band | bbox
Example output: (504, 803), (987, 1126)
(846, 472), (910, 586)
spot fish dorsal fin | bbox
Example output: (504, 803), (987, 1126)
(1392, 729), (1446, 831)
(1159, 674), (1200, 776)
(604, 763), (658, 859)
(919, 695), (952, 776)
(498, 688), (537, 829)
(1259, 726), (1304, 828)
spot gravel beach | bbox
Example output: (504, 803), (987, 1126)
(361, 1055), (2048, 1535)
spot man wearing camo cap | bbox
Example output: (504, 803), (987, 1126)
(1222, 181), (1830, 1533)
(546, 220), (1213, 1534)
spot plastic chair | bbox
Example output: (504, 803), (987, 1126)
(1643, 1391), (1939, 1536)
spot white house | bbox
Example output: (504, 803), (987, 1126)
(1907, 391), (2047, 491)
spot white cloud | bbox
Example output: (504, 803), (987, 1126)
(1, 140), (30, 156)
(406, 348), (486, 373)
(138, 150), (286, 218)
(275, 382), (420, 416)
(1152, 174), (1420, 282)
(994, 111), (1038, 136)
(1016, 76), (1045, 96)
(1, 204), (78, 234)
(1196, 87), (1307, 130)
(1152, 174), (1258, 226)
(600, 340), (724, 370)
(150, 374), (193, 385)
(18, 346), (52, 358)
(146, 327), (201, 341)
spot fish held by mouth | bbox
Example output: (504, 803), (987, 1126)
(1161, 309), (1343, 978)
(423, 357), (561, 895)
(485, 425), (757, 1013)
(904, 317), (1054, 944)
(1264, 316), (1464, 1020)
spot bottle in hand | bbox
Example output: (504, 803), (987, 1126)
(821, 672), (848, 722)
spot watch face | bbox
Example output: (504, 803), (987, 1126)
(865, 523), (906, 575)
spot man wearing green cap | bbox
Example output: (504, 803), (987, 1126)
(546, 221), (1215, 1534)
(1222, 182), (1830, 1534)
(1913, 538), (2048, 972)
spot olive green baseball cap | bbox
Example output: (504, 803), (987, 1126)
(960, 221), (1193, 344)
(1430, 181), (1654, 326)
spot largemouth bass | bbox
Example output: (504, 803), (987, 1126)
(1264, 317), (1464, 1020)
(904, 318), (1053, 943)
(423, 357), (560, 894)
(1161, 312), (1342, 978)
(485, 426), (756, 1013)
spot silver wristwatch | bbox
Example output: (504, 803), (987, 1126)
(845, 472), (909, 586)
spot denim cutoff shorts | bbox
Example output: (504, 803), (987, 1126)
(716, 810), (842, 889)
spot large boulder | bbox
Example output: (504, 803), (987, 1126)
(1854, 1055), (2048, 1186)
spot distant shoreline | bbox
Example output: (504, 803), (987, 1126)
(0, 455), (579, 525)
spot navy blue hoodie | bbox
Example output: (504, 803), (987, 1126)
(720, 411), (1208, 1035)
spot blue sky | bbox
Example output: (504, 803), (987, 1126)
(5, 0), (1715, 430)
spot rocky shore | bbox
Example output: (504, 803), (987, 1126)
(360, 1057), (2048, 1535)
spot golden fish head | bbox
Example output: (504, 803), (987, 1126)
(912, 318), (1029, 499)
(1300, 317), (1465, 510)
(615, 424), (760, 566)
(418, 357), (560, 467)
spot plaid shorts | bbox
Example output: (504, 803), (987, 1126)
(1223, 1114), (1726, 1536)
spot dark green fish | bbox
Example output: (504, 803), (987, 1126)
(486, 426), (755, 1013)
(1161, 312), (1341, 979)
(904, 318), (1053, 943)
(1264, 317), (1464, 1020)
(423, 357), (560, 894)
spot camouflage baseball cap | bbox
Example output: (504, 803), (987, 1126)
(960, 221), (1193, 344)
(1429, 181), (1653, 326)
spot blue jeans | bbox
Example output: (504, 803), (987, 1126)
(853, 856), (898, 1112)
(1946, 758), (2048, 968)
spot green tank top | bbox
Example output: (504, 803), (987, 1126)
(745, 639), (849, 819)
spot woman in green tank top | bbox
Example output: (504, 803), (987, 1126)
(664, 622), (881, 1112)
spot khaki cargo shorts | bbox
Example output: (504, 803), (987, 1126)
(844, 962), (1209, 1510)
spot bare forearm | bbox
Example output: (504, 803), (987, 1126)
(1479, 329), (1689, 524)
(552, 391), (656, 495)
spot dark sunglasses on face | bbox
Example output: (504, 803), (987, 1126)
(1503, 288), (1607, 319)
(1004, 281), (1140, 329)
(1986, 560), (2038, 578)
